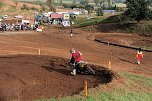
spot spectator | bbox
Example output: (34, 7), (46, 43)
(136, 48), (144, 64)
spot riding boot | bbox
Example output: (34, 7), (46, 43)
(137, 61), (140, 64)
(71, 69), (76, 75)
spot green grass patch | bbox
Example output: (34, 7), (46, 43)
(98, 91), (152, 101)
(0, 3), (5, 7)
(121, 72), (152, 87)
(97, 72), (152, 101)
(90, 14), (152, 36)
(101, 14), (122, 23)
(6, 6), (17, 13)
(72, 16), (108, 28)
(72, 13), (122, 28)
(137, 46), (152, 50)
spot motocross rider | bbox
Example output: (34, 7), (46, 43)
(69, 49), (82, 75)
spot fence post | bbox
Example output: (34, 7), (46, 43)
(38, 49), (41, 55)
(84, 80), (88, 97)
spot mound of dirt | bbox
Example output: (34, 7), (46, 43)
(95, 33), (152, 47)
(0, 55), (116, 101)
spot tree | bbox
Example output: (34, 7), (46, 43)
(96, 7), (103, 16)
(108, 0), (112, 7)
(72, 0), (77, 5)
(94, 0), (106, 6)
(21, 4), (29, 10)
(124, 0), (152, 22)
(79, 0), (88, 6)
(40, 3), (46, 12)
(85, 4), (94, 15)
(47, 0), (55, 11)
(94, 0), (99, 6)
(59, 0), (62, 5)
(47, 0), (53, 7)
(13, 0), (19, 8)
(99, 0), (105, 6)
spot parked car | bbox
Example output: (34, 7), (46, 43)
(2, 15), (8, 19)
(43, 13), (49, 17)
(14, 15), (23, 19)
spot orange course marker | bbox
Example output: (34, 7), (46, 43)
(109, 61), (111, 69)
(38, 49), (41, 55)
(84, 80), (88, 97)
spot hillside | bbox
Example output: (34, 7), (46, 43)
(0, 0), (15, 6)
(0, 0), (40, 8)
(18, 0), (126, 4)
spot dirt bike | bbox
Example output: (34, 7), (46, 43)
(75, 61), (96, 75)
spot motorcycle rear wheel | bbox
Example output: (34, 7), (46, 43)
(86, 66), (95, 75)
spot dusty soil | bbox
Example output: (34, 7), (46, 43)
(0, 55), (114, 101)
(0, 27), (151, 101)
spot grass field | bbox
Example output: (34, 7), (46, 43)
(72, 15), (111, 28)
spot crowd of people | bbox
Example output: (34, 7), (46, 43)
(0, 22), (39, 32)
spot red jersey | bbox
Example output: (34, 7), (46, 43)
(137, 51), (143, 58)
(72, 51), (82, 62)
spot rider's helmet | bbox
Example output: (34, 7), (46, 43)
(138, 48), (142, 52)
(70, 49), (75, 54)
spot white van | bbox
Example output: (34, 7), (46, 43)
(43, 13), (49, 17)
(2, 15), (8, 19)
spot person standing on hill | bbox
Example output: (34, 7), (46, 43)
(136, 48), (144, 64)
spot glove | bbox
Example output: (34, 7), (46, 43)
(72, 63), (75, 67)
(78, 51), (82, 55)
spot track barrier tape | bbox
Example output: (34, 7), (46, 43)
(95, 39), (152, 52)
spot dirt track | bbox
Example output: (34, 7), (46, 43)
(0, 28), (152, 101)
(0, 55), (114, 101)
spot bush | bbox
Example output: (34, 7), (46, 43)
(96, 8), (103, 16)
(21, 4), (29, 10)
(62, 4), (69, 8)
(137, 24), (152, 37)
(102, 14), (122, 23)
(116, 7), (126, 12)
(70, 4), (77, 9)
(30, 6), (38, 11)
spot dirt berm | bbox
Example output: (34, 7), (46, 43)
(0, 54), (116, 101)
